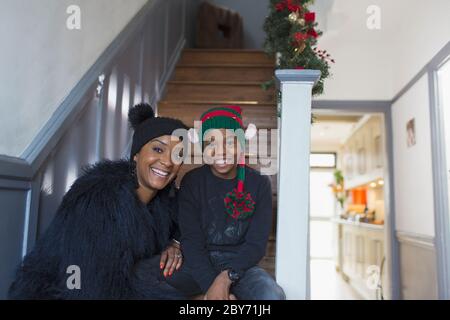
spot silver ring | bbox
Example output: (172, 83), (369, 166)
(175, 254), (182, 258)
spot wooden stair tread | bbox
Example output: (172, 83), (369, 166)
(174, 67), (274, 82)
(159, 100), (276, 106)
(165, 84), (275, 102)
(164, 99), (276, 104)
(180, 49), (275, 65)
(159, 104), (277, 129)
(168, 80), (268, 86)
(177, 64), (275, 68)
(159, 104), (277, 111)
(183, 48), (270, 53)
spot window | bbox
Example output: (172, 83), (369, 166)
(310, 152), (336, 168)
(310, 170), (336, 218)
(310, 169), (336, 259)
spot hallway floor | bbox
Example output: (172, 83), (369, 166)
(310, 259), (362, 300)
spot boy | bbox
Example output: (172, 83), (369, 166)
(167, 105), (285, 300)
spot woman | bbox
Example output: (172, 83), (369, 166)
(9, 103), (189, 299)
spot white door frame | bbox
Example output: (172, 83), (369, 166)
(428, 52), (450, 300)
(311, 101), (400, 300)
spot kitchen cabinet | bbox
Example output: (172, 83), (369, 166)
(335, 219), (386, 300)
(340, 116), (384, 190)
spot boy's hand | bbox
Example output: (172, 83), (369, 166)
(204, 270), (233, 300)
(160, 241), (183, 277)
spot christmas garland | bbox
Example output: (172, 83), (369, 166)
(263, 0), (334, 95)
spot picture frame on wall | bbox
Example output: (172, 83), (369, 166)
(407, 118), (416, 148)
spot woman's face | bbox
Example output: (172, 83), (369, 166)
(133, 135), (183, 191)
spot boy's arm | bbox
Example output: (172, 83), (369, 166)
(178, 177), (219, 292)
(227, 175), (273, 275)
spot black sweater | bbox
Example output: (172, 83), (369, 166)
(178, 165), (273, 292)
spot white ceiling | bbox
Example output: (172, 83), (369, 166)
(309, 0), (450, 100)
(310, 114), (363, 151)
(311, 121), (356, 150)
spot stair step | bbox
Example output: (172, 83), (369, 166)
(266, 239), (276, 256)
(164, 81), (275, 103)
(174, 64), (275, 82)
(180, 49), (275, 65)
(168, 81), (265, 85)
(258, 256), (275, 277)
(159, 100), (276, 106)
(158, 103), (277, 128)
(177, 64), (275, 68)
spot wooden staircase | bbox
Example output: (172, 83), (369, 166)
(158, 49), (277, 276)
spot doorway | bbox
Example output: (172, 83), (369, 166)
(309, 109), (393, 300)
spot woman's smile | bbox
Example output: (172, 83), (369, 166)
(150, 166), (170, 178)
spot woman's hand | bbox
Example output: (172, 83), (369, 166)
(160, 240), (183, 277)
(204, 271), (233, 300)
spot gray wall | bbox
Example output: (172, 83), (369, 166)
(391, 41), (450, 299)
(0, 0), (197, 299)
(397, 232), (438, 299)
(210, 0), (270, 49)
(0, 0), (148, 157)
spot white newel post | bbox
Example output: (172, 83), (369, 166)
(275, 69), (321, 300)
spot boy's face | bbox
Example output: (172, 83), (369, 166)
(203, 128), (242, 178)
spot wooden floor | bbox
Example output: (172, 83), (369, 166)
(310, 259), (362, 300)
(158, 49), (278, 276)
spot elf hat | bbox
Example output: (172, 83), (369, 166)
(194, 105), (257, 219)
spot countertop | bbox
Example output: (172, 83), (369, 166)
(332, 218), (384, 231)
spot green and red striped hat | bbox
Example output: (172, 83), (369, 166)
(200, 105), (256, 219)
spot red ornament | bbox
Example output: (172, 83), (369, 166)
(275, 2), (285, 11)
(276, 0), (301, 13)
(294, 32), (308, 42)
(307, 28), (318, 39)
(304, 12), (316, 23)
(286, 0), (301, 12)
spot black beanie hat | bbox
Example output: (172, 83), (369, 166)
(129, 103), (188, 159)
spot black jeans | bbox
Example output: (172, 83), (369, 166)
(132, 255), (187, 300)
(166, 251), (286, 300)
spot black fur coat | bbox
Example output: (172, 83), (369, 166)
(8, 160), (180, 299)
